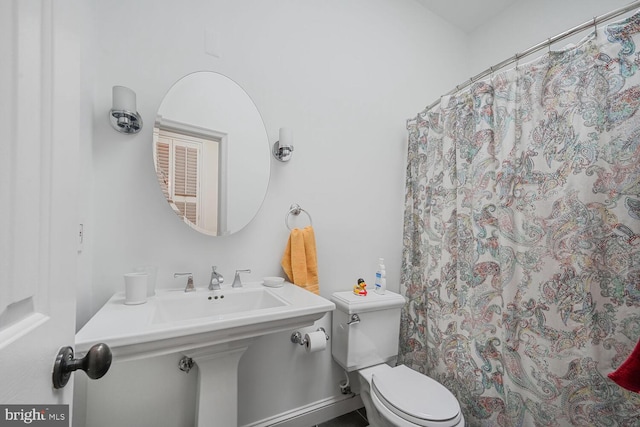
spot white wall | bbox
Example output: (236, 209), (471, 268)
(84, 0), (468, 317)
(77, 0), (469, 425)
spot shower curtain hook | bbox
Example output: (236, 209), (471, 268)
(593, 16), (598, 38)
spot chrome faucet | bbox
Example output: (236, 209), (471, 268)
(174, 272), (195, 292)
(209, 266), (224, 290)
(232, 269), (251, 288)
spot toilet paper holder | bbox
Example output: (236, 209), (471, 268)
(291, 327), (329, 346)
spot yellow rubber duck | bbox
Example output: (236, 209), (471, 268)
(353, 278), (367, 296)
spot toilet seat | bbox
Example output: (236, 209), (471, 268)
(370, 365), (463, 427)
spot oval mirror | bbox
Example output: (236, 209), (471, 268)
(153, 72), (270, 236)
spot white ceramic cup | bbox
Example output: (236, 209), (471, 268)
(124, 272), (148, 305)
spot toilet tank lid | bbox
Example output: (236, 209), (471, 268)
(331, 290), (405, 314)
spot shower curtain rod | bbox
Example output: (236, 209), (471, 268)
(425, 0), (640, 111)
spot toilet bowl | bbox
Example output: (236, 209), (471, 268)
(330, 290), (464, 427)
(358, 364), (464, 427)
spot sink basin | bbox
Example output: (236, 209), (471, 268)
(75, 281), (335, 360)
(152, 287), (288, 324)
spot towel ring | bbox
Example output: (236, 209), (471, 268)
(285, 204), (313, 230)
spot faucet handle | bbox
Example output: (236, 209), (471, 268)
(174, 272), (195, 292)
(232, 269), (251, 288)
(209, 266), (223, 290)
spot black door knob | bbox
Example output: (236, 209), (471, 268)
(52, 343), (112, 389)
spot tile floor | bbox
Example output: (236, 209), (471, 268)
(314, 408), (368, 427)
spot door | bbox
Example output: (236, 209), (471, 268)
(0, 0), (81, 414)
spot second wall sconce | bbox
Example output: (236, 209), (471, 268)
(272, 127), (294, 162)
(110, 86), (143, 134)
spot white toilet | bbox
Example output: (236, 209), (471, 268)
(331, 290), (465, 427)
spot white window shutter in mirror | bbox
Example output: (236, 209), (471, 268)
(155, 130), (203, 228)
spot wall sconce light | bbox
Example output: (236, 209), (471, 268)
(109, 86), (143, 134)
(272, 127), (294, 162)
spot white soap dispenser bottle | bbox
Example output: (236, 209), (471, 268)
(375, 258), (386, 294)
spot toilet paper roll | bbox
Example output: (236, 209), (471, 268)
(304, 331), (327, 353)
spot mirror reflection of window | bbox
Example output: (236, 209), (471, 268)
(153, 72), (270, 236)
(153, 123), (227, 235)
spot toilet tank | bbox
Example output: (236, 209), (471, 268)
(330, 290), (406, 372)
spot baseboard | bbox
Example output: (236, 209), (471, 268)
(241, 393), (364, 427)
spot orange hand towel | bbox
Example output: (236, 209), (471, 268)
(281, 226), (319, 295)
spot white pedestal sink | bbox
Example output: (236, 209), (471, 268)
(76, 282), (335, 426)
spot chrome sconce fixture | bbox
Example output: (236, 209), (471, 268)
(272, 127), (294, 162)
(109, 86), (143, 134)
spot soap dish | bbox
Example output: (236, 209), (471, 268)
(263, 277), (285, 287)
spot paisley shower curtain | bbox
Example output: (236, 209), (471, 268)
(398, 11), (640, 426)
